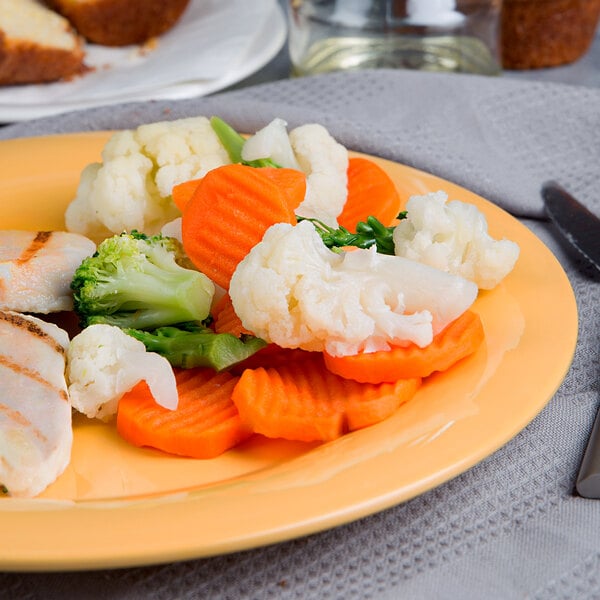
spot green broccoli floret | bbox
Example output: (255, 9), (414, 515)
(125, 323), (267, 371)
(71, 231), (215, 330)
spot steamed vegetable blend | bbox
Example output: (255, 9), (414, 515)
(0, 115), (524, 497)
(228, 220), (478, 357)
(64, 116), (231, 243)
(64, 115), (349, 243)
(213, 116), (349, 227)
(63, 115), (519, 461)
(70, 230), (267, 372)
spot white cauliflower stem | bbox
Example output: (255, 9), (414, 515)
(229, 221), (478, 357)
(393, 192), (520, 289)
(65, 116), (231, 242)
(66, 324), (178, 421)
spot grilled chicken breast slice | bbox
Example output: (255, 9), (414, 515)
(0, 311), (72, 497)
(0, 230), (95, 313)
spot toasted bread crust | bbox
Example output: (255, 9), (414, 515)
(0, 29), (85, 85)
(45, 0), (191, 46)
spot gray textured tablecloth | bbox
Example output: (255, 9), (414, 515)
(1, 69), (599, 599)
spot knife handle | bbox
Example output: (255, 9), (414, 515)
(576, 403), (600, 498)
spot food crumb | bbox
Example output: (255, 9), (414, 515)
(139, 37), (159, 56)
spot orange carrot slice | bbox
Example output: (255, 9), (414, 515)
(231, 345), (313, 374)
(116, 368), (252, 459)
(231, 353), (421, 442)
(181, 163), (297, 290)
(212, 293), (253, 337)
(259, 167), (307, 213)
(171, 178), (203, 212)
(323, 310), (485, 384)
(338, 157), (403, 230)
(172, 169), (305, 214)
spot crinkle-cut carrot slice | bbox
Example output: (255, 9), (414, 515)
(258, 167), (307, 213)
(231, 345), (313, 374)
(323, 309), (485, 384)
(116, 368), (252, 459)
(231, 353), (421, 443)
(213, 293), (253, 337)
(338, 157), (403, 230)
(172, 168), (305, 215)
(344, 376), (421, 430)
(181, 163), (298, 291)
(171, 177), (203, 212)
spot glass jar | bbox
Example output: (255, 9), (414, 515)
(288, 0), (503, 76)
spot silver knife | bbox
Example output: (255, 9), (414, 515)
(540, 182), (600, 498)
(541, 181), (600, 272)
(576, 391), (600, 499)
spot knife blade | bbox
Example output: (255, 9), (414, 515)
(576, 388), (600, 499)
(540, 183), (600, 497)
(541, 181), (600, 272)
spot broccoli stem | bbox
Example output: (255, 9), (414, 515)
(298, 213), (406, 255)
(210, 116), (244, 163)
(125, 324), (267, 371)
(210, 116), (281, 169)
(84, 266), (209, 330)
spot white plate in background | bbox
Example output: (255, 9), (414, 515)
(0, 0), (286, 122)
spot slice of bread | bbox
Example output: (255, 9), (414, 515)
(0, 0), (86, 85)
(44, 0), (192, 47)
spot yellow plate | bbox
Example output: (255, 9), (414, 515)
(0, 132), (578, 571)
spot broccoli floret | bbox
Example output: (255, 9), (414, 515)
(71, 231), (215, 330)
(125, 323), (267, 371)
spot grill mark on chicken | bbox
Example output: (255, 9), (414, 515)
(0, 306), (72, 497)
(0, 310), (66, 357)
(0, 402), (48, 444)
(0, 356), (69, 402)
(14, 231), (53, 265)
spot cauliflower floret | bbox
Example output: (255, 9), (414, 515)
(66, 153), (163, 240)
(242, 119), (348, 227)
(66, 324), (178, 421)
(65, 116), (231, 243)
(229, 221), (477, 357)
(289, 124), (348, 228)
(393, 192), (520, 290)
(242, 118), (301, 170)
(135, 117), (230, 196)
